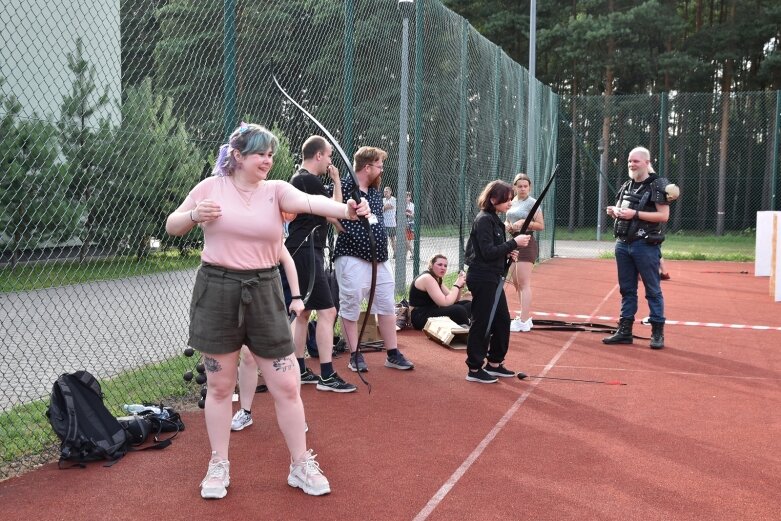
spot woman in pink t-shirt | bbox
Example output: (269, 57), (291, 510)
(166, 123), (368, 500)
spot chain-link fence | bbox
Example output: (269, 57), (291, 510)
(4, 0), (779, 477)
(555, 91), (780, 256)
(1, 0), (558, 476)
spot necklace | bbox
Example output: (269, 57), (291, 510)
(230, 177), (259, 207)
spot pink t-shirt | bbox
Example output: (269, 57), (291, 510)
(186, 176), (297, 270)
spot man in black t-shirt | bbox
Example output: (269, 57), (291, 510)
(285, 136), (356, 393)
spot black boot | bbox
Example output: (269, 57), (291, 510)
(602, 318), (634, 344)
(650, 322), (664, 349)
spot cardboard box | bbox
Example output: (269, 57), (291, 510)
(423, 316), (469, 350)
(358, 311), (381, 343)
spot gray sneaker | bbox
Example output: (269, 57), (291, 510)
(385, 351), (414, 370)
(230, 409), (253, 431)
(348, 352), (368, 372)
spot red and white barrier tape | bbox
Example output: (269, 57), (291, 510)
(531, 311), (781, 332)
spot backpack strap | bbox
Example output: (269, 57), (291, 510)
(55, 376), (80, 460)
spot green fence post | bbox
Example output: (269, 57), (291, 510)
(493, 46), (501, 178)
(413, 0), (424, 269)
(658, 91), (667, 177)
(343, 0), (355, 158)
(223, 0), (236, 140)
(458, 17), (468, 269)
(773, 90), (780, 210)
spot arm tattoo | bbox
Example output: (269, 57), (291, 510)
(204, 356), (222, 373)
(272, 357), (295, 372)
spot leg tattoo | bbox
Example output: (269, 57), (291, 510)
(204, 356), (222, 373)
(272, 357), (295, 373)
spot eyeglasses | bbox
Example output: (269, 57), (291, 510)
(370, 163), (384, 171)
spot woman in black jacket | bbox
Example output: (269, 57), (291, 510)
(463, 181), (530, 383)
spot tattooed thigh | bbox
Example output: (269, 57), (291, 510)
(271, 357), (295, 373)
(204, 356), (222, 373)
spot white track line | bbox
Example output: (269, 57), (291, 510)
(531, 311), (781, 331)
(412, 286), (621, 521)
(534, 364), (781, 381)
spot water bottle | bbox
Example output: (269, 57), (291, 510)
(122, 404), (147, 414)
(122, 404), (163, 415)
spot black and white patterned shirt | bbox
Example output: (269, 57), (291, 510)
(334, 175), (389, 263)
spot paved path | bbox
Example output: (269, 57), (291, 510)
(0, 238), (611, 410)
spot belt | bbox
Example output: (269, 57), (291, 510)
(201, 264), (278, 327)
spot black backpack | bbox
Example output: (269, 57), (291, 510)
(47, 370), (172, 467)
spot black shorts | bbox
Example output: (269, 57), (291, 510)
(292, 248), (335, 311)
(188, 264), (294, 359)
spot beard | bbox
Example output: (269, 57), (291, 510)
(628, 169), (644, 181)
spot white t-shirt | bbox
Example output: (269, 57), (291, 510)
(383, 196), (397, 227)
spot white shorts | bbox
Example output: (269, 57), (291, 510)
(335, 256), (396, 321)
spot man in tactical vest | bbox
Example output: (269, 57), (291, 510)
(602, 146), (678, 349)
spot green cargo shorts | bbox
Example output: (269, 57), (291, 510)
(188, 263), (294, 359)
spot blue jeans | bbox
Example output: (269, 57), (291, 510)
(614, 240), (665, 323)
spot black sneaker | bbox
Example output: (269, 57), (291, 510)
(300, 368), (320, 385)
(466, 368), (498, 383)
(484, 364), (515, 378)
(348, 352), (368, 373)
(316, 372), (357, 393)
(385, 351), (414, 370)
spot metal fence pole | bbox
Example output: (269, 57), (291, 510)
(412, 0), (424, 270)
(223, 0), (236, 139)
(659, 91), (667, 176)
(458, 17), (468, 270)
(394, 0), (413, 294)
(597, 138), (606, 241)
(492, 46), (501, 178)
(343, 0), (355, 157)
(773, 90), (780, 211)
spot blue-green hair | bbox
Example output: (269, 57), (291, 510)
(212, 123), (279, 176)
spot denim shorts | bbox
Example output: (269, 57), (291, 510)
(188, 264), (294, 359)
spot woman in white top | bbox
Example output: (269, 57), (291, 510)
(383, 187), (397, 256)
(404, 192), (415, 259)
(504, 173), (544, 332)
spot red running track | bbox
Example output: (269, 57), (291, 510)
(2, 258), (779, 521)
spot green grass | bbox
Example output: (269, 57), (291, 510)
(555, 228), (755, 261)
(0, 355), (197, 464)
(0, 250), (202, 292)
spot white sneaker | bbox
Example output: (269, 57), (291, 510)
(288, 449), (331, 496)
(510, 318), (523, 332)
(200, 452), (230, 499)
(518, 317), (533, 332)
(230, 409), (253, 431)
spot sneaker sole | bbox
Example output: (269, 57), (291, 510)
(465, 375), (497, 383)
(230, 418), (253, 431)
(384, 361), (414, 370)
(201, 484), (228, 499)
(316, 384), (357, 393)
(347, 364), (368, 373)
(484, 371), (515, 378)
(287, 477), (331, 496)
